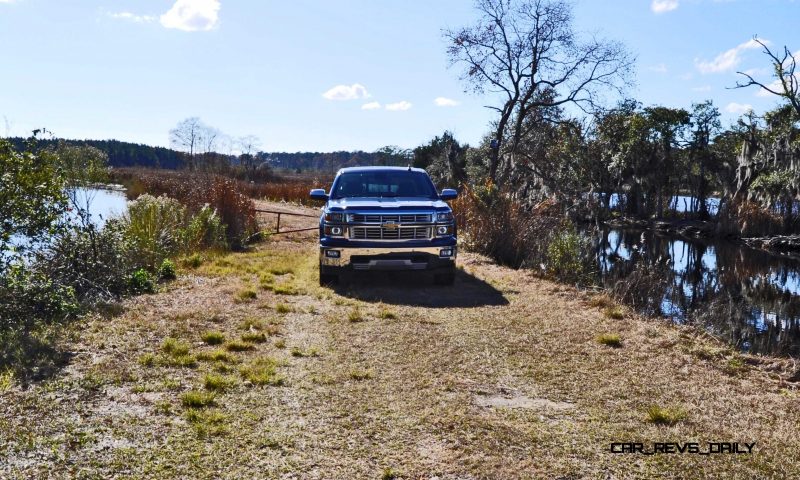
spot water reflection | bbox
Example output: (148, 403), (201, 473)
(594, 227), (800, 357)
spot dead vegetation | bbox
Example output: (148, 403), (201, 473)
(1, 200), (799, 479)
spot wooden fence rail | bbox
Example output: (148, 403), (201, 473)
(255, 208), (318, 235)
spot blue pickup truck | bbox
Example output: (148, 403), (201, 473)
(309, 166), (458, 286)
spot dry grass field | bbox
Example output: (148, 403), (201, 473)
(2, 201), (799, 479)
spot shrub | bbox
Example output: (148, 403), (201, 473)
(123, 194), (187, 270)
(453, 183), (561, 268)
(113, 170), (259, 250)
(545, 223), (587, 283)
(184, 205), (227, 251)
(158, 259), (177, 281)
(129, 269), (155, 294)
(39, 219), (134, 302)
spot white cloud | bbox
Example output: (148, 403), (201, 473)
(160, 0), (220, 32)
(648, 63), (668, 73)
(322, 84), (370, 101)
(110, 12), (156, 23)
(434, 97), (460, 107)
(725, 102), (753, 114)
(692, 85), (712, 92)
(361, 101), (381, 110)
(385, 101), (412, 111)
(695, 38), (767, 74)
(651, 0), (679, 13)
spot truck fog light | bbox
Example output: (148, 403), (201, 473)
(331, 226), (342, 235)
(439, 248), (453, 257)
(437, 226), (448, 235)
(325, 250), (341, 258)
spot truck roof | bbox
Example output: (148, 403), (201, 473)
(336, 166), (428, 175)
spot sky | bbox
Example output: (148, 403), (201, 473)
(0, 0), (797, 153)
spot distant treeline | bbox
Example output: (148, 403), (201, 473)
(7, 137), (185, 169)
(257, 148), (411, 172)
(7, 137), (410, 172)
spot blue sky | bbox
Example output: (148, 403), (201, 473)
(0, 0), (797, 152)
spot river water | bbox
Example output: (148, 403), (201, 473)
(593, 226), (800, 357)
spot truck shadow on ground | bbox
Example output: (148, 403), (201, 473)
(331, 269), (509, 308)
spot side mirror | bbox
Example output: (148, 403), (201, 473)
(309, 189), (328, 201)
(440, 188), (458, 200)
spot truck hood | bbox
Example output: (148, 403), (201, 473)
(327, 197), (450, 210)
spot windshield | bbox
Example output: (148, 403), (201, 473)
(330, 171), (438, 199)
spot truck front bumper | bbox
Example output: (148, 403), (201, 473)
(319, 245), (456, 271)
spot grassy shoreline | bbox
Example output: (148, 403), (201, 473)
(1, 200), (799, 479)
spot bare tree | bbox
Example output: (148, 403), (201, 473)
(169, 117), (202, 169)
(445, 0), (633, 183)
(238, 135), (262, 171)
(735, 37), (800, 116)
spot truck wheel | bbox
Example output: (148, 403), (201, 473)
(434, 269), (455, 286)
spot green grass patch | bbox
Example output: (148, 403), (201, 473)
(161, 337), (190, 357)
(225, 340), (255, 352)
(160, 354), (198, 368)
(185, 408), (228, 437)
(275, 303), (292, 314)
(239, 357), (284, 386)
(377, 307), (397, 319)
(290, 347), (320, 358)
(597, 333), (622, 348)
(241, 332), (268, 344)
(202, 373), (236, 392)
(603, 306), (625, 320)
(138, 353), (157, 367)
(235, 288), (258, 302)
(201, 331), (225, 345)
(646, 405), (687, 425)
(349, 369), (373, 381)
(197, 349), (238, 363)
(271, 283), (299, 295)
(180, 390), (216, 409)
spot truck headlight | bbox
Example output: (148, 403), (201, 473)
(436, 212), (454, 222)
(324, 212), (344, 222)
(324, 225), (345, 236)
(436, 225), (453, 236)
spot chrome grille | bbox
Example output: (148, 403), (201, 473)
(348, 213), (432, 223)
(350, 226), (431, 240)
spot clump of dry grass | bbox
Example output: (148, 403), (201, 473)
(603, 306), (624, 320)
(347, 307), (365, 323)
(235, 288), (258, 302)
(349, 369), (373, 381)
